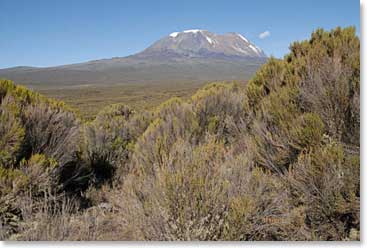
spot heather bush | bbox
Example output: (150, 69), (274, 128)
(248, 27), (359, 173)
(82, 104), (134, 184)
(22, 102), (80, 167)
(0, 153), (59, 239)
(132, 98), (199, 176)
(0, 80), (88, 192)
(0, 96), (24, 168)
(287, 141), (359, 240)
(251, 86), (302, 173)
(191, 82), (249, 143)
(293, 27), (360, 145)
(114, 137), (228, 240)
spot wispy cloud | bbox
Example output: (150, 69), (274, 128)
(259, 31), (270, 39)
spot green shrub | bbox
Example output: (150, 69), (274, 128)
(0, 153), (59, 239)
(0, 167), (27, 197)
(289, 27), (360, 144)
(246, 58), (298, 109)
(119, 137), (231, 240)
(0, 80), (87, 194)
(132, 98), (199, 176)
(251, 86), (301, 172)
(288, 141), (359, 240)
(22, 102), (80, 166)
(0, 98), (25, 168)
(19, 154), (58, 195)
(191, 82), (249, 142)
(248, 26), (359, 174)
(82, 104), (136, 185)
(290, 113), (324, 150)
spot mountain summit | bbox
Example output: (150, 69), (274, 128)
(135, 29), (266, 60)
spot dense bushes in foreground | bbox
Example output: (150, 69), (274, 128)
(0, 26), (360, 241)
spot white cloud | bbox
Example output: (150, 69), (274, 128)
(259, 30), (270, 39)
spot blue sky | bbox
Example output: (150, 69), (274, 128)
(0, 0), (359, 68)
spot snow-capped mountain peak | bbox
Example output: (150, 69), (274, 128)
(170, 29), (205, 37)
(141, 29), (266, 59)
(182, 29), (203, 34)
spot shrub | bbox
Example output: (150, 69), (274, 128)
(191, 82), (249, 142)
(0, 153), (58, 239)
(0, 96), (25, 168)
(116, 137), (230, 240)
(246, 58), (298, 109)
(283, 27), (360, 145)
(22, 102), (80, 167)
(132, 98), (199, 176)
(248, 26), (359, 174)
(82, 104), (136, 185)
(289, 113), (325, 150)
(0, 80), (88, 194)
(287, 141), (359, 240)
(251, 86), (302, 173)
(0, 80), (81, 167)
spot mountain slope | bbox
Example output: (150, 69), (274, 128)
(0, 30), (267, 88)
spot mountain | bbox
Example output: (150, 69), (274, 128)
(135, 29), (266, 59)
(0, 30), (267, 88)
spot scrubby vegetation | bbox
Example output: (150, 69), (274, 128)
(0, 27), (360, 241)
